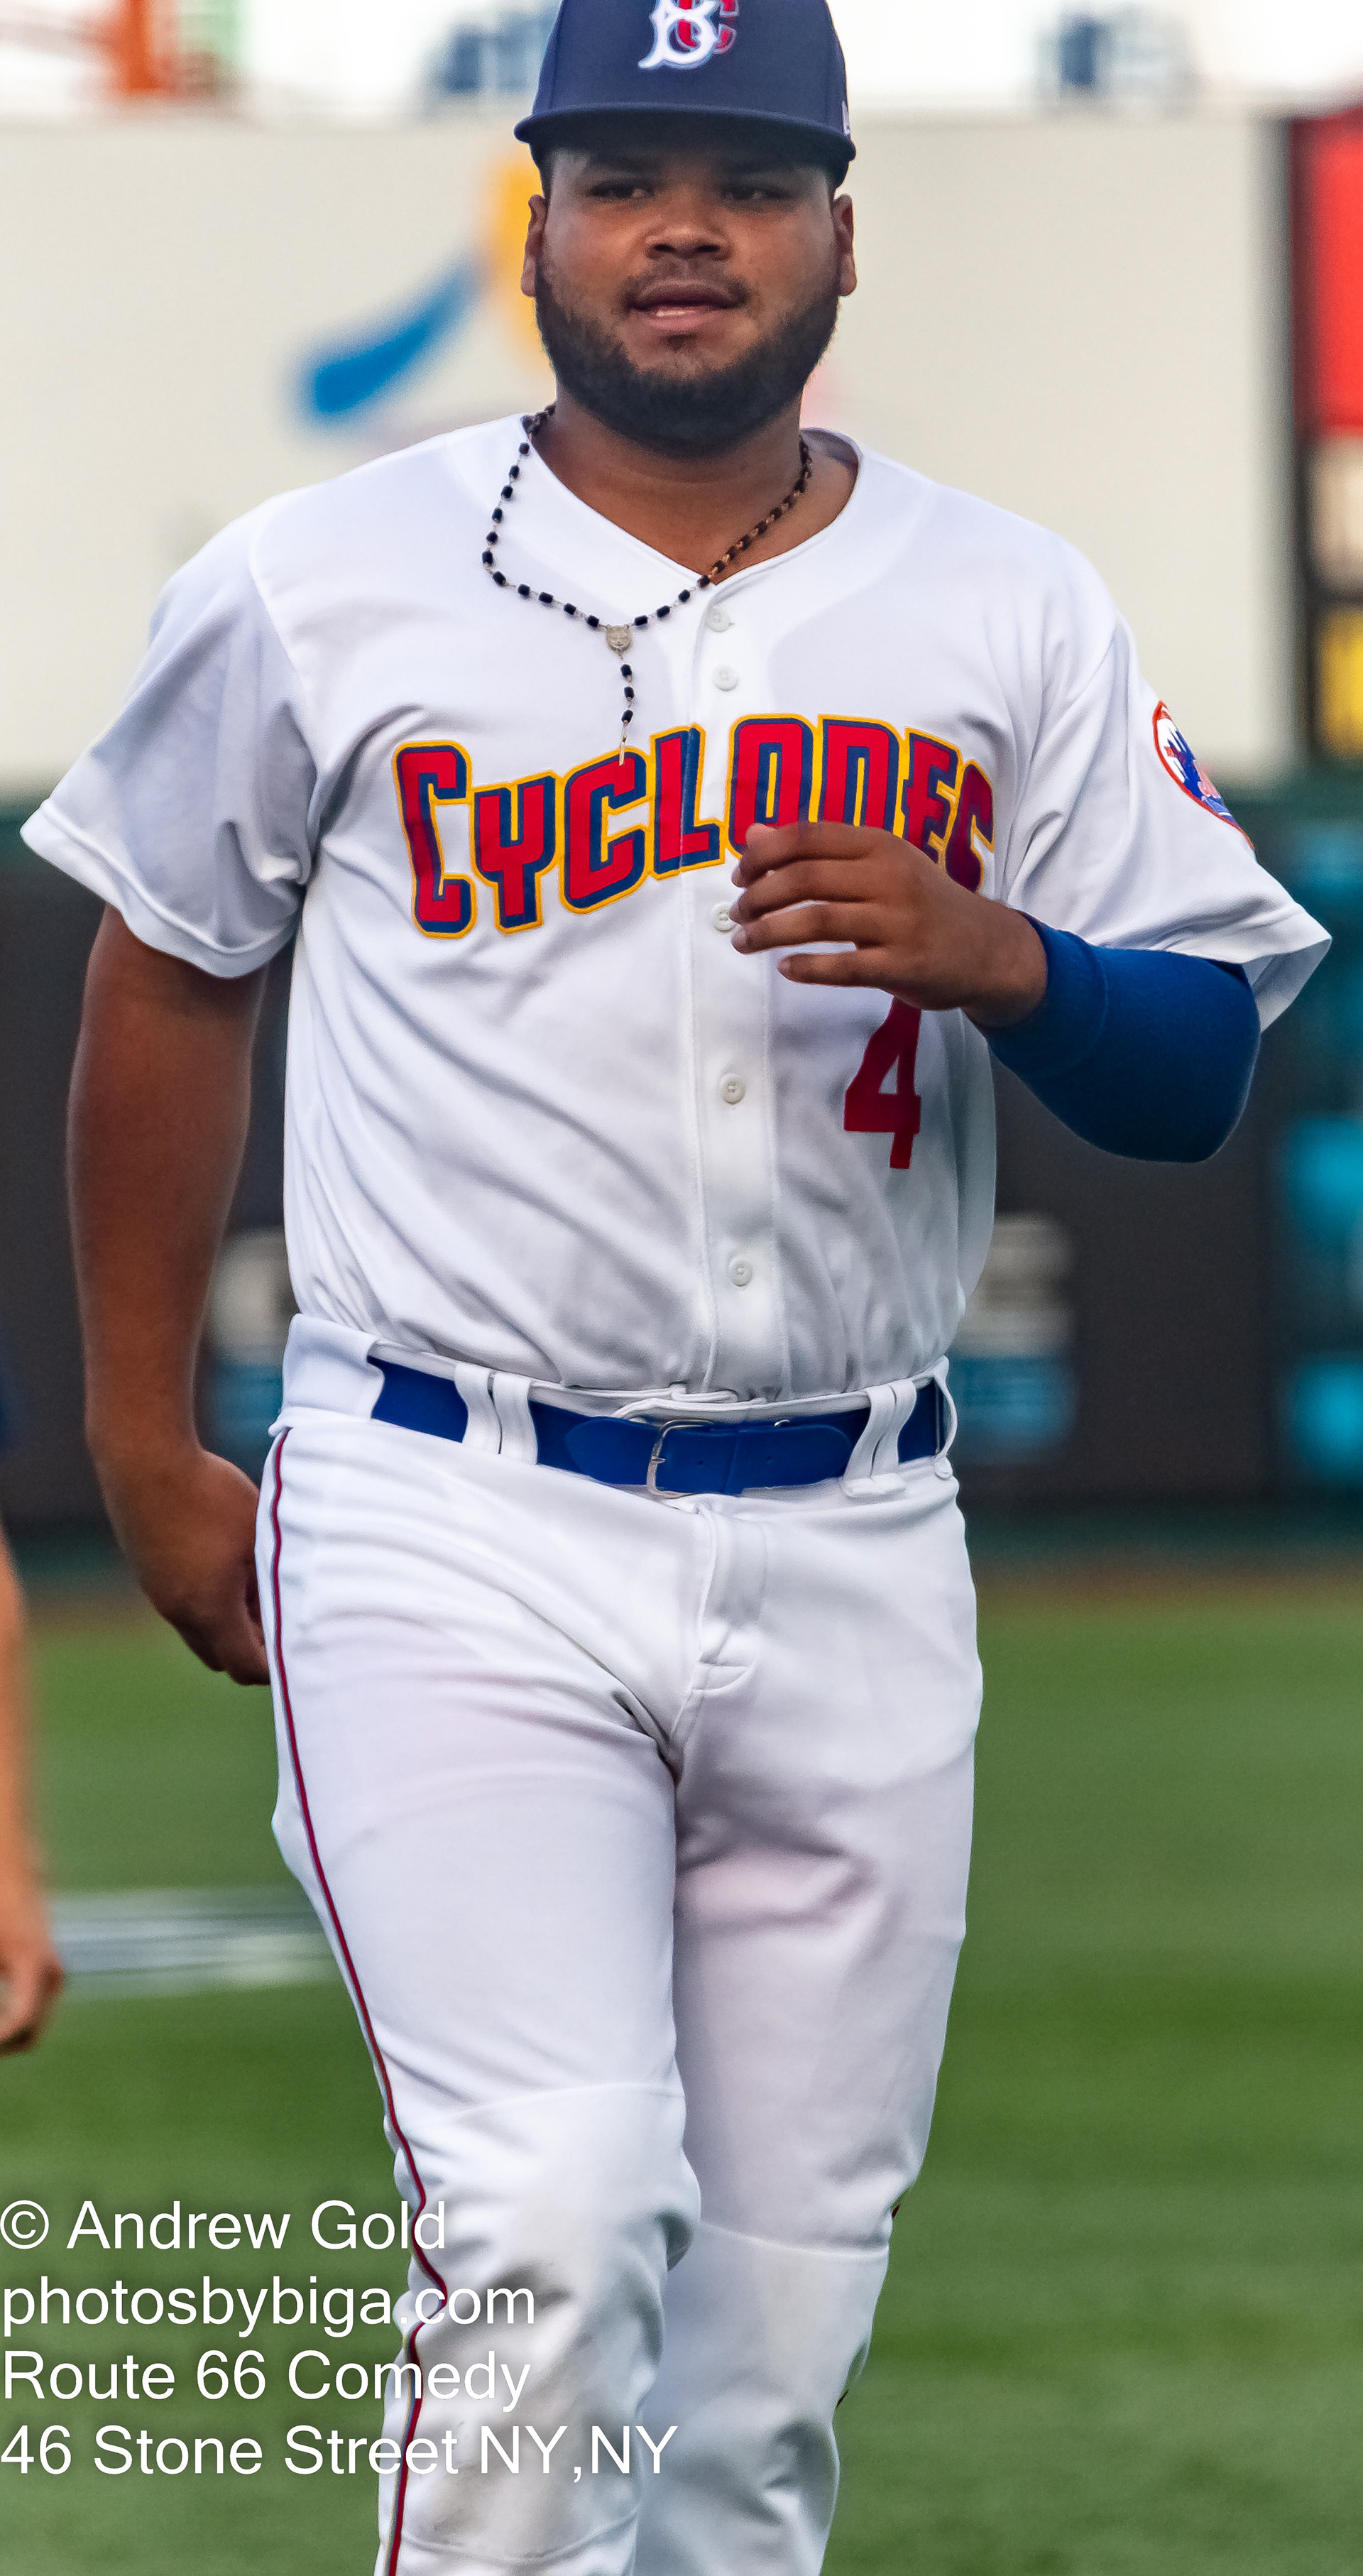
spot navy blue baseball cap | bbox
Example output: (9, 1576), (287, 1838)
(515, 0), (855, 176)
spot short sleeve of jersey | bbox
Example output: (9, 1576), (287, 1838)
(21, 508), (315, 979)
(1000, 560), (1328, 1028)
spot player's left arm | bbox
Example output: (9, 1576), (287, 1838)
(0, 1527), (64, 2051)
(730, 819), (1261, 1162)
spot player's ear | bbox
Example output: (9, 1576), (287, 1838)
(522, 195), (548, 299)
(833, 192), (856, 298)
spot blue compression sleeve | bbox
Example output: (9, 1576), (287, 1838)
(985, 922), (1260, 1162)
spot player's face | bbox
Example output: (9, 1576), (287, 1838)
(522, 125), (856, 457)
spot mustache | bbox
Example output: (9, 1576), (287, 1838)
(621, 270), (748, 312)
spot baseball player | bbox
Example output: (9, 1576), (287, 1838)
(27, 1), (1325, 2569)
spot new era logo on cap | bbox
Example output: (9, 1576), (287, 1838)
(640, 1), (740, 72)
(515, 0), (854, 175)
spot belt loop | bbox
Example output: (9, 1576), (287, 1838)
(842, 1380), (918, 1497)
(933, 1370), (959, 1472)
(489, 1369), (538, 1465)
(452, 1365), (501, 1456)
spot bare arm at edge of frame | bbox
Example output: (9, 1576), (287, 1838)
(69, 908), (269, 1686)
(0, 1531), (64, 2050)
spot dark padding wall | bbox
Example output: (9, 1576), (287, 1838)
(0, 831), (103, 1528)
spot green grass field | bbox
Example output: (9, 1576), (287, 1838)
(1, 1571), (1360, 2573)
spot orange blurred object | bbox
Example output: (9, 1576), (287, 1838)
(1295, 111), (1363, 437)
(107, 0), (174, 94)
(0, 4), (233, 98)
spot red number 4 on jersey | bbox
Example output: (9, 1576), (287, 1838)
(843, 1001), (923, 1171)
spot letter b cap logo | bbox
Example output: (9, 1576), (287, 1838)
(515, 0), (853, 178)
(640, 0), (739, 70)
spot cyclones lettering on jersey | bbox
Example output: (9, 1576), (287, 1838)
(394, 716), (995, 939)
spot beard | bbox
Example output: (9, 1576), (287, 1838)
(533, 263), (842, 459)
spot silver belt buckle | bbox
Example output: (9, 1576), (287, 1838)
(603, 1412), (683, 1495)
(645, 1423), (677, 1494)
(643, 1414), (798, 1496)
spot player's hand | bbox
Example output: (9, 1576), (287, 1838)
(730, 820), (1047, 1027)
(97, 1443), (269, 1687)
(0, 1873), (64, 2053)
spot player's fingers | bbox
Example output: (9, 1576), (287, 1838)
(0, 1950), (64, 2053)
(777, 949), (909, 989)
(226, 1647), (270, 1688)
(172, 1593), (269, 1688)
(733, 900), (881, 954)
(735, 820), (877, 880)
(219, 1606), (270, 1688)
(731, 859), (880, 922)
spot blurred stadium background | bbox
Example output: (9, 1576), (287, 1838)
(1, 7), (1362, 2571)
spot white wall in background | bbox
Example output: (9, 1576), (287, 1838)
(836, 0), (1363, 106)
(1177, 0), (1363, 100)
(243, 0), (475, 112)
(0, 107), (1293, 797)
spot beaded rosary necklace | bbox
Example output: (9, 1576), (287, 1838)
(482, 407), (814, 760)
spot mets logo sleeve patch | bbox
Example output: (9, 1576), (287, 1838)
(1152, 701), (1242, 830)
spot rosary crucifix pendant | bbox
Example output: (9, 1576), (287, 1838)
(603, 628), (636, 760)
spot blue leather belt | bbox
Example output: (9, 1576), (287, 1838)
(371, 1363), (946, 1497)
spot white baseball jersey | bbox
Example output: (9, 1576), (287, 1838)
(23, 417), (1327, 1404)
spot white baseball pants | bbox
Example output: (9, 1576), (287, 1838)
(258, 1390), (980, 2576)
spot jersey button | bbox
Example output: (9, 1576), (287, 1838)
(711, 902), (734, 933)
(728, 1255), (755, 1287)
(720, 1075), (746, 1105)
(706, 602), (733, 632)
(713, 666), (740, 692)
